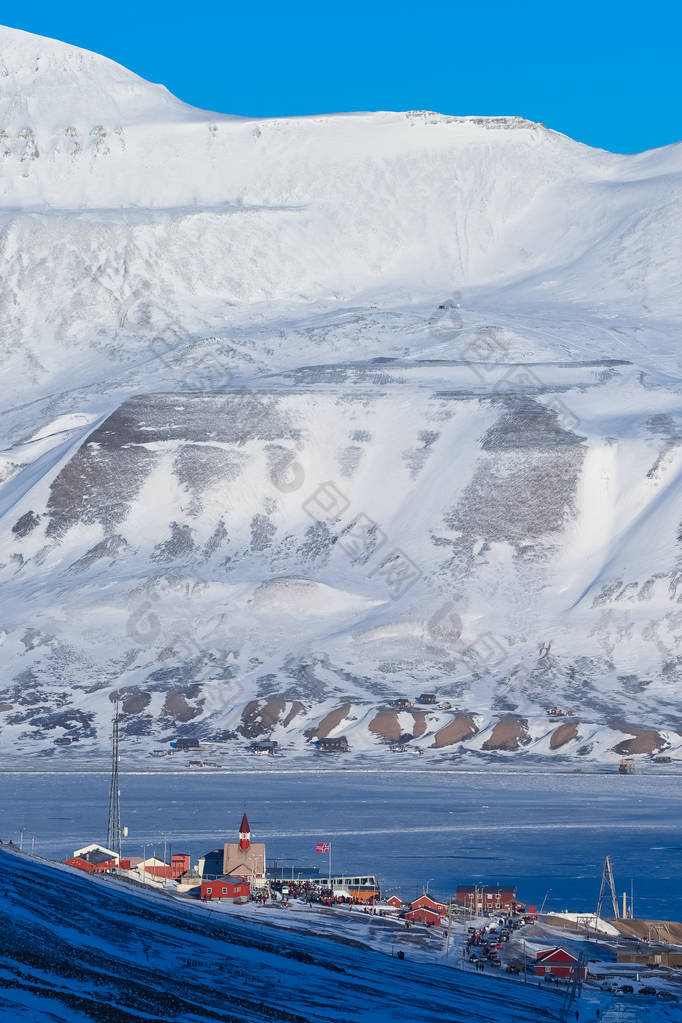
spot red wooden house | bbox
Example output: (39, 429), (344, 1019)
(385, 895), (404, 909)
(201, 874), (250, 903)
(405, 893), (447, 926)
(534, 947), (586, 980)
(411, 894), (447, 915)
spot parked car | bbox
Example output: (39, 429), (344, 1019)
(469, 954), (479, 963)
(617, 985), (633, 994)
(657, 991), (677, 1001)
(505, 965), (521, 974)
(638, 986), (657, 996)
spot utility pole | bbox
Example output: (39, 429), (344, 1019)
(558, 952), (586, 1023)
(469, 885), (477, 921)
(107, 694), (122, 860)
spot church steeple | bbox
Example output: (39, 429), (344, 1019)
(239, 812), (251, 851)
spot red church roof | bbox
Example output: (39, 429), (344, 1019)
(239, 812), (250, 834)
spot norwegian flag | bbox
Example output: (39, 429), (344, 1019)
(316, 842), (330, 853)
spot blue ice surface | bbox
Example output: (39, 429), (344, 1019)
(2, 768), (680, 920)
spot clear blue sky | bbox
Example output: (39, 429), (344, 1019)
(5, 1), (681, 154)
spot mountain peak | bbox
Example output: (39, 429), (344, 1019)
(0, 23), (192, 130)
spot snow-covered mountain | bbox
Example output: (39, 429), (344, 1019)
(1, 24), (682, 762)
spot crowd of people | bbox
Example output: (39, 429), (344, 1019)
(264, 879), (379, 910)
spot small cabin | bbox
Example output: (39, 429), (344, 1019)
(249, 739), (278, 756)
(318, 736), (350, 753)
(619, 757), (635, 774)
(392, 698), (411, 709)
(417, 693), (437, 705)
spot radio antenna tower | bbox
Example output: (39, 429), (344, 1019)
(106, 693), (122, 859)
(595, 855), (620, 920)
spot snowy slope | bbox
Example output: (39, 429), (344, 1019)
(0, 846), (563, 1023)
(0, 26), (681, 762)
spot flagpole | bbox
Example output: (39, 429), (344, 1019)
(328, 840), (332, 891)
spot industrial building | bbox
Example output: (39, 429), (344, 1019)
(136, 853), (191, 881)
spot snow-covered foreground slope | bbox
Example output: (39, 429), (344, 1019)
(1, 25), (681, 762)
(0, 846), (559, 1023)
